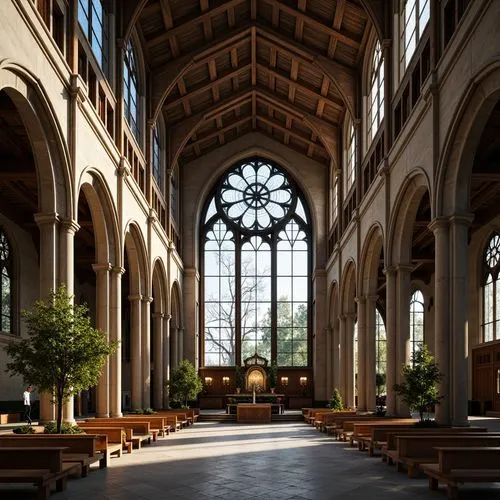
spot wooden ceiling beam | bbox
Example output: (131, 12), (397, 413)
(327, 0), (345, 58)
(257, 63), (343, 111)
(261, 0), (360, 50)
(147, 0), (246, 48)
(257, 115), (318, 150)
(200, 0), (213, 41)
(159, 0), (180, 56)
(164, 64), (251, 112)
(177, 77), (192, 117)
(294, 0), (307, 42)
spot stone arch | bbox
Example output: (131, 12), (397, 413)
(328, 281), (340, 329)
(77, 169), (120, 266)
(359, 223), (384, 296)
(437, 59), (500, 216)
(194, 147), (319, 268)
(152, 257), (167, 314)
(340, 259), (357, 314)
(170, 280), (183, 329)
(388, 168), (431, 265)
(0, 61), (72, 218)
(124, 221), (149, 296)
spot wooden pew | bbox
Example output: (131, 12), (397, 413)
(393, 434), (500, 478)
(421, 446), (500, 499)
(0, 447), (79, 500)
(80, 428), (125, 464)
(304, 409), (330, 424)
(352, 420), (416, 450)
(0, 434), (103, 476)
(155, 411), (190, 427)
(383, 427), (488, 464)
(335, 417), (409, 442)
(318, 411), (356, 432)
(91, 416), (171, 436)
(80, 420), (156, 447)
(324, 415), (386, 438)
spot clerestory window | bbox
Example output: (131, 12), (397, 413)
(367, 40), (384, 146)
(400, 0), (430, 75)
(123, 40), (139, 140)
(78, 0), (108, 72)
(482, 234), (500, 343)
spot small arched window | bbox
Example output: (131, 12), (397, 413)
(331, 178), (338, 223)
(400, 0), (430, 75)
(375, 309), (386, 382)
(78, 0), (108, 72)
(345, 120), (356, 194)
(481, 234), (500, 342)
(409, 289), (425, 361)
(0, 229), (13, 334)
(124, 40), (139, 140)
(152, 123), (162, 191)
(367, 41), (384, 146)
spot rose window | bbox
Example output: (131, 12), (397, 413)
(218, 160), (294, 232)
(486, 235), (500, 269)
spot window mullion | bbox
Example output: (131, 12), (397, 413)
(271, 231), (277, 363)
(235, 231), (242, 365)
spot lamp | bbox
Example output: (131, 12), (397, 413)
(299, 376), (308, 387)
(222, 376), (230, 387)
(281, 376), (288, 387)
(204, 376), (213, 387)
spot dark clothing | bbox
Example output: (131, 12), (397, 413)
(24, 404), (31, 425)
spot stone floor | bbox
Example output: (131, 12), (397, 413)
(2, 417), (500, 499)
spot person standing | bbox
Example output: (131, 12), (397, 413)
(23, 385), (32, 425)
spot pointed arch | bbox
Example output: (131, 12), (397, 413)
(124, 221), (149, 296)
(359, 223), (384, 296)
(340, 259), (357, 314)
(152, 257), (168, 314)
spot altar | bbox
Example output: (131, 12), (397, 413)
(236, 403), (272, 423)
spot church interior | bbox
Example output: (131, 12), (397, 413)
(0, 0), (500, 436)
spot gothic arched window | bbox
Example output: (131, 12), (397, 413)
(367, 40), (384, 145)
(375, 309), (386, 381)
(78, 0), (108, 72)
(345, 119), (356, 194)
(0, 229), (13, 334)
(152, 123), (162, 190)
(124, 40), (139, 139)
(409, 289), (425, 361)
(202, 158), (311, 367)
(482, 234), (500, 342)
(400, 0), (430, 75)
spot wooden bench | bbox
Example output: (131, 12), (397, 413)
(393, 435), (500, 478)
(324, 415), (386, 439)
(421, 446), (500, 499)
(317, 411), (356, 432)
(382, 427), (489, 464)
(350, 419), (416, 448)
(0, 447), (79, 500)
(0, 434), (103, 476)
(80, 428), (125, 464)
(92, 416), (171, 436)
(156, 411), (190, 427)
(80, 420), (156, 447)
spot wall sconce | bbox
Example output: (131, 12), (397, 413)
(222, 376), (230, 387)
(204, 377), (213, 387)
(299, 376), (308, 387)
(281, 376), (288, 387)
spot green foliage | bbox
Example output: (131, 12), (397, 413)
(413, 419), (442, 428)
(268, 361), (278, 388)
(143, 408), (156, 415)
(376, 373), (386, 395)
(166, 359), (203, 408)
(235, 365), (244, 389)
(393, 345), (444, 422)
(327, 388), (344, 411)
(43, 421), (84, 434)
(132, 408), (144, 414)
(13, 425), (35, 434)
(4, 284), (118, 433)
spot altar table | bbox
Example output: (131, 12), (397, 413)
(236, 403), (272, 423)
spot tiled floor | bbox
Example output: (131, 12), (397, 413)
(2, 418), (500, 499)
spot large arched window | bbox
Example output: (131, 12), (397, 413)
(202, 158), (311, 367)
(482, 234), (500, 343)
(0, 229), (13, 334)
(409, 289), (425, 361)
(400, 0), (430, 75)
(78, 0), (108, 72)
(152, 123), (162, 191)
(375, 309), (386, 382)
(124, 40), (139, 139)
(367, 40), (384, 146)
(345, 119), (356, 194)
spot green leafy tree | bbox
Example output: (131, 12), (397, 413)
(167, 360), (203, 408)
(393, 345), (444, 422)
(328, 388), (344, 411)
(235, 365), (245, 390)
(5, 284), (118, 433)
(268, 360), (278, 388)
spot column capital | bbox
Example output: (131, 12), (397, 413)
(449, 213), (474, 227)
(128, 294), (143, 303)
(164, 313), (172, 322)
(383, 266), (396, 276)
(92, 263), (112, 274)
(428, 217), (449, 233)
(60, 218), (80, 234)
(152, 312), (165, 319)
(34, 212), (60, 227)
(143, 296), (154, 304)
(111, 266), (125, 275)
(118, 157), (131, 177)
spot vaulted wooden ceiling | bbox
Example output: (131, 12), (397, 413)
(130, 0), (374, 167)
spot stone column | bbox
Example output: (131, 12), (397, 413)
(163, 314), (172, 408)
(338, 315), (347, 402)
(153, 312), (164, 409)
(171, 327), (178, 368)
(383, 266), (397, 415)
(325, 326), (333, 399)
(332, 319), (340, 393)
(355, 297), (367, 411)
(450, 214), (473, 426)
(429, 217), (451, 425)
(59, 219), (79, 423)
(141, 296), (153, 409)
(110, 266), (124, 417)
(365, 295), (378, 412)
(178, 327), (184, 363)
(396, 265), (413, 416)
(128, 294), (142, 409)
(92, 263), (111, 418)
(34, 212), (59, 423)
(345, 313), (356, 409)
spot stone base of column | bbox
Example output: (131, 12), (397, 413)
(96, 412), (110, 418)
(111, 412), (123, 418)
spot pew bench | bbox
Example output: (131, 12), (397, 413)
(0, 447), (79, 500)
(92, 416), (171, 437)
(421, 446), (500, 499)
(350, 419), (415, 448)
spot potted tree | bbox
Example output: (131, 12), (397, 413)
(235, 365), (244, 394)
(268, 361), (277, 393)
(394, 344), (444, 425)
(327, 388), (344, 411)
(5, 284), (118, 433)
(166, 360), (203, 408)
